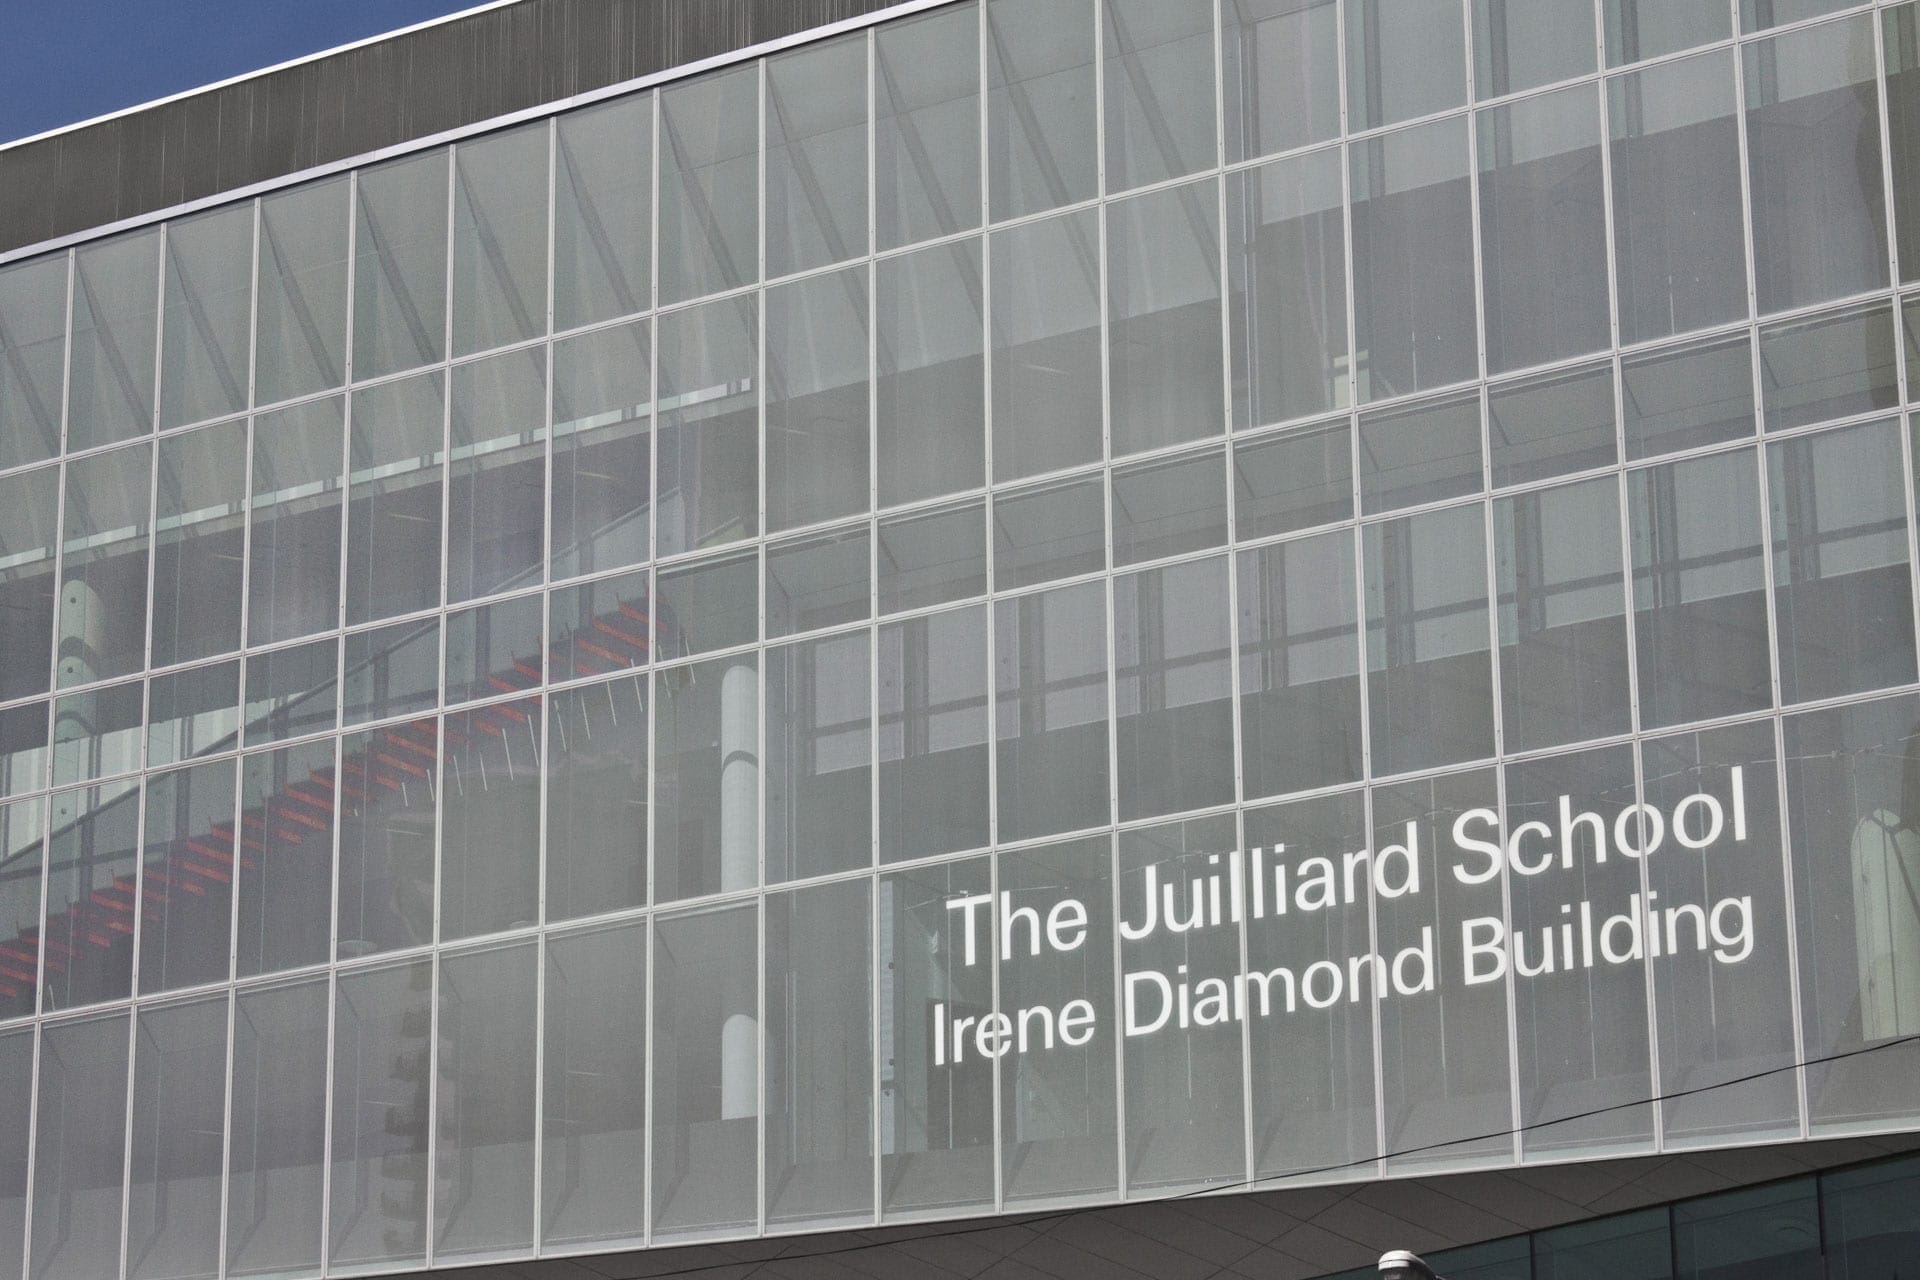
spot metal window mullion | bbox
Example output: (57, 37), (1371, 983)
(425, 145), (453, 1268)
(865, 24), (885, 1231)
(1874, 13), (1920, 700)
(755, 52), (771, 1244)
(530, 115), (559, 1263)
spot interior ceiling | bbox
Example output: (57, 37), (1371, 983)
(424, 1130), (1920, 1280)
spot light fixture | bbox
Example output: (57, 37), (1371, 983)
(1378, 1250), (1446, 1280)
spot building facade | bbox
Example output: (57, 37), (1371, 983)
(3, 0), (1920, 1276)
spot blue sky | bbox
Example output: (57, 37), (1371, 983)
(0, 0), (491, 143)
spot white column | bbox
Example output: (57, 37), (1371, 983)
(719, 660), (759, 1121)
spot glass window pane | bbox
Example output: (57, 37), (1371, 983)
(452, 122), (549, 356)
(242, 636), (339, 747)
(1506, 745), (1655, 1158)
(652, 904), (757, 1237)
(1622, 332), (1756, 460)
(1243, 791), (1378, 1177)
(52, 678), (143, 789)
(1746, 15), (1888, 315)
(880, 856), (993, 1217)
(1352, 117), (1478, 401)
(1223, 0), (1339, 163)
(768, 34), (868, 278)
(138, 759), (236, 995)
(440, 697), (542, 940)
(1744, 0), (1853, 32)
(1759, 300), (1900, 432)
(878, 239), (985, 506)
(353, 150), (449, 380)
(0, 256), (68, 469)
(988, 0), (1096, 221)
(160, 203), (252, 429)
(657, 294), (757, 556)
(996, 580), (1109, 842)
(1228, 147), (1349, 430)
(1119, 812), (1245, 1189)
(1782, 694), (1920, 1130)
(436, 941), (537, 1260)
(1373, 768), (1512, 1171)
(445, 591), (542, 706)
(767, 526), (869, 639)
(329, 959), (432, 1271)
(346, 370), (444, 625)
(656, 653), (758, 902)
(767, 632), (871, 888)
(1239, 531), (1362, 799)
(555, 95), (651, 333)
(1496, 476), (1633, 753)
(998, 834), (1116, 1203)
(767, 266), (870, 533)
(59, 441), (153, 688)
(552, 318), (651, 580)
(660, 548), (758, 657)
(1104, 0), (1215, 191)
(877, 4), (981, 251)
(660, 66), (759, 305)
(0, 705), (48, 802)
(1366, 503), (1496, 774)
(1233, 419), (1352, 538)
(1630, 448), (1771, 728)
(153, 418), (246, 668)
(1109, 179), (1225, 457)
(547, 675), (647, 922)
(228, 978), (329, 1279)
(1359, 389), (1485, 514)
(343, 619), (440, 726)
(1490, 361), (1617, 488)
(336, 721), (438, 956)
(237, 738), (335, 978)
(991, 209), (1102, 483)
(43, 780), (139, 1010)
(880, 605), (991, 863)
(1115, 556), (1233, 822)
(127, 994), (227, 1280)
(30, 1013), (128, 1280)
(1536, 1208), (1672, 1280)
(550, 567), (652, 677)
(1824, 1156), (1920, 1272)
(146, 661), (240, 769)
(1479, 83), (1609, 375)
(1891, 6), (1920, 286)
(0, 799), (45, 1023)
(1112, 446), (1228, 567)
(1677, 1180), (1820, 1279)
(1605, 0), (1729, 66)
(878, 498), (987, 614)
(993, 472), (1105, 589)
(766, 880), (873, 1225)
(248, 396), (345, 646)
(449, 345), (546, 603)
(1346, 0), (1466, 131)
(1641, 721), (1799, 1144)
(1770, 419), (1917, 703)
(0, 465), (59, 703)
(69, 229), (160, 451)
(1610, 49), (1746, 345)
(257, 177), (349, 405)
(1474, 0), (1596, 99)
(542, 921), (646, 1249)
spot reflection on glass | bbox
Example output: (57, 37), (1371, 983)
(996, 581), (1109, 842)
(767, 34), (868, 278)
(58, 441), (153, 688)
(448, 345), (546, 603)
(878, 499), (987, 614)
(1346, 0), (1466, 130)
(353, 150), (449, 380)
(0, 800), (45, 1023)
(988, 0), (1096, 221)
(543, 921), (646, 1248)
(248, 396), (345, 646)
(242, 636), (338, 747)
(0, 256), (68, 469)
(877, 4), (981, 250)
(127, 993), (226, 1280)
(656, 653), (758, 902)
(1234, 419), (1353, 539)
(1116, 556), (1233, 821)
(160, 203), (252, 430)
(1770, 419), (1917, 704)
(0, 465), (59, 702)
(337, 721), (438, 957)
(452, 122), (549, 357)
(1104, 0), (1215, 191)
(343, 618), (440, 726)
(237, 738), (335, 978)
(69, 230), (160, 451)
(1238, 530), (1362, 798)
(1112, 446), (1228, 566)
(880, 605), (990, 863)
(445, 591), (542, 706)
(657, 294), (757, 555)
(660, 66), (759, 305)
(992, 209), (1102, 482)
(329, 960), (432, 1271)
(1228, 147), (1348, 429)
(1223, 0), (1339, 163)
(435, 941), (538, 1259)
(440, 696), (543, 940)
(1490, 361), (1616, 487)
(1496, 476), (1632, 754)
(993, 472), (1105, 589)
(30, 1013), (129, 1280)
(1109, 179), (1224, 457)
(0, 704), (48, 802)
(766, 526), (869, 639)
(1759, 301), (1899, 432)
(1622, 332), (1755, 460)
(1473, 0), (1596, 99)
(52, 679), (142, 789)
(555, 95), (651, 332)
(257, 177), (349, 406)
(660, 549), (758, 656)
(1604, 0), (1730, 66)
(229, 977), (330, 1278)
(547, 675), (647, 921)
(146, 660), (240, 768)
(1358, 389), (1485, 514)
(153, 418), (246, 668)
(137, 758), (237, 995)
(1891, 6), (1920, 286)
(346, 371), (444, 625)
(552, 318), (651, 580)
(878, 239), (985, 506)
(767, 266), (870, 533)
(652, 904), (758, 1237)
